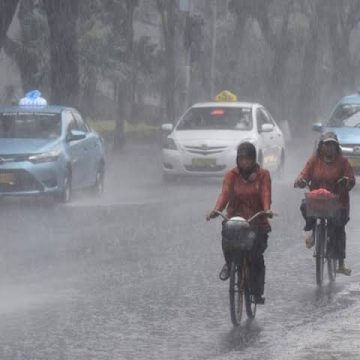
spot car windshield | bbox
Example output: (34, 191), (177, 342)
(328, 104), (360, 128)
(0, 112), (61, 139)
(176, 107), (253, 131)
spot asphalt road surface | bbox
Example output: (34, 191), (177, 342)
(0, 142), (360, 360)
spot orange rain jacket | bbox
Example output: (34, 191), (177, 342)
(299, 153), (355, 210)
(214, 166), (271, 231)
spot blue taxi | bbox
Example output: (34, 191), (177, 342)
(0, 91), (105, 201)
(313, 92), (360, 174)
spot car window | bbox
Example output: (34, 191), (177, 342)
(256, 108), (272, 132)
(176, 107), (252, 131)
(0, 112), (61, 139)
(328, 104), (360, 127)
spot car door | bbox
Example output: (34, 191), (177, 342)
(256, 108), (277, 168)
(72, 110), (96, 186)
(64, 111), (88, 189)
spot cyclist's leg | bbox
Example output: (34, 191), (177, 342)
(326, 220), (336, 259)
(220, 226), (232, 280)
(300, 200), (316, 231)
(333, 209), (351, 275)
(248, 231), (268, 303)
(334, 226), (346, 260)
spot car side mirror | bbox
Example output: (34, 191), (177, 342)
(312, 122), (323, 132)
(161, 123), (173, 132)
(67, 129), (86, 142)
(261, 123), (274, 132)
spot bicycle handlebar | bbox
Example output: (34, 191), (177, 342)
(213, 210), (229, 221)
(295, 177), (349, 190)
(213, 209), (276, 224)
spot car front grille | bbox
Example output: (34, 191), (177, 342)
(0, 169), (43, 192)
(184, 164), (226, 172)
(183, 145), (227, 155)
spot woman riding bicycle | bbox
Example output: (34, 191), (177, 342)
(294, 131), (355, 275)
(206, 142), (272, 304)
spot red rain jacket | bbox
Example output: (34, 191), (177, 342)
(299, 153), (355, 210)
(214, 166), (271, 231)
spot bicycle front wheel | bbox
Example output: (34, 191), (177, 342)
(315, 223), (325, 286)
(229, 262), (244, 326)
(325, 226), (337, 282)
(327, 257), (337, 282)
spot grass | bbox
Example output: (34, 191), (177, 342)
(88, 119), (159, 140)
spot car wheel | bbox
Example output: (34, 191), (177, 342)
(92, 165), (105, 195)
(56, 173), (72, 203)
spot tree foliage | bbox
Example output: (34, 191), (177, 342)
(2, 0), (360, 138)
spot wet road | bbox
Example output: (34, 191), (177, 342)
(0, 143), (360, 359)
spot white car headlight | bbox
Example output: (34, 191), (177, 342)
(163, 137), (178, 150)
(28, 150), (60, 164)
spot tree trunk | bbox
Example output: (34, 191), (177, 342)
(3, 1), (42, 94)
(3, 36), (40, 93)
(295, 1), (326, 134)
(327, 2), (354, 94)
(44, 0), (80, 108)
(256, 1), (292, 120)
(158, 0), (176, 123)
(113, 0), (138, 150)
(81, 67), (97, 116)
(0, 0), (19, 50)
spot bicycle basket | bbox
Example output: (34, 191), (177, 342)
(222, 217), (255, 251)
(305, 192), (340, 219)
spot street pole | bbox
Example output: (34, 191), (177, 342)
(210, 0), (217, 98)
(184, 0), (193, 108)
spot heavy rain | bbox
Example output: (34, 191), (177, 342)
(0, 1), (360, 359)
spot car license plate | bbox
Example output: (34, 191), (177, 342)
(192, 158), (217, 167)
(0, 173), (15, 184)
(348, 158), (360, 167)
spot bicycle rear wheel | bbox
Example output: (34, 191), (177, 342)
(244, 287), (257, 319)
(229, 262), (244, 326)
(315, 223), (325, 286)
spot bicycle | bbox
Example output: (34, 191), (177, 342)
(214, 210), (273, 326)
(304, 190), (340, 286)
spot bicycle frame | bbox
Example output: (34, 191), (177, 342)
(296, 184), (339, 286)
(214, 210), (269, 325)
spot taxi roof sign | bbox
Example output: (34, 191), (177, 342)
(214, 90), (237, 102)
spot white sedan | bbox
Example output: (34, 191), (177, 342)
(161, 102), (285, 180)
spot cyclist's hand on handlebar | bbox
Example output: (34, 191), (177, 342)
(337, 176), (352, 192)
(206, 209), (220, 221)
(294, 176), (307, 189)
